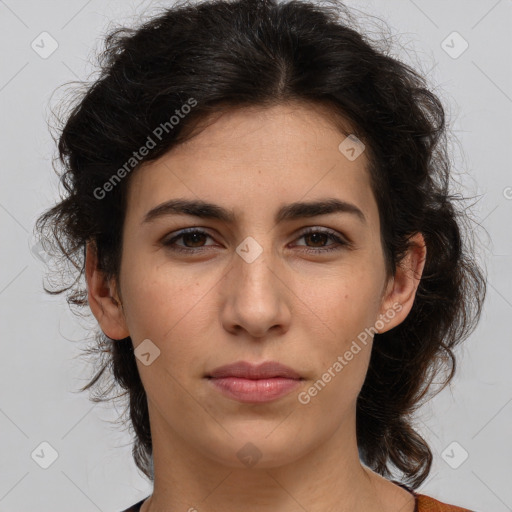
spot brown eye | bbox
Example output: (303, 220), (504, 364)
(180, 231), (209, 248)
(162, 228), (215, 252)
(293, 228), (349, 253)
(303, 231), (330, 247)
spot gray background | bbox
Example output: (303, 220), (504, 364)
(0, 0), (511, 511)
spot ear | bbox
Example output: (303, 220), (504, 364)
(85, 240), (130, 340)
(375, 232), (427, 333)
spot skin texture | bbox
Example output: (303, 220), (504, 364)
(86, 102), (426, 512)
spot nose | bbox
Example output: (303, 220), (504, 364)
(220, 242), (291, 339)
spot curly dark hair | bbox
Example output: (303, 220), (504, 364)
(34, 0), (486, 489)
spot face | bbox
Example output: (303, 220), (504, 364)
(87, 101), (425, 469)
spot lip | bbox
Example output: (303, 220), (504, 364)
(206, 361), (304, 403)
(207, 360), (302, 379)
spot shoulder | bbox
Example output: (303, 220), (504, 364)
(416, 492), (476, 511)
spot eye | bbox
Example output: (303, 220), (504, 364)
(292, 227), (349, 253)
(161, 227), (350, 254)
(161, 228), (216, 253)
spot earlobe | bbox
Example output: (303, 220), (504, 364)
(376, 232), (427, 334)
(85, 240), (130, 340)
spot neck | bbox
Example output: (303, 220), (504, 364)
(140, 404), (410, 512)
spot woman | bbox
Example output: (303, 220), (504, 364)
(35, 0), (486, 510)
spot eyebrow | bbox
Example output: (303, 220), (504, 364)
(142, 197), (366, 226)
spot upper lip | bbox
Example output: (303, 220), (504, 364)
(207, 361), (302, 379)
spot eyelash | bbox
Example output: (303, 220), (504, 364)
(162, 227), (349, 254)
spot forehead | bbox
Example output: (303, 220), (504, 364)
(125, 102), (378, 228)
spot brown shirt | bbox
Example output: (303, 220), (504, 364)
(416, 494), (475, 511)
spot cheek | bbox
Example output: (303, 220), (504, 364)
(120, 256), (224, 376)
(297, 265), (383, 336)
(122, 270), (210, 405)
(121, 250), (202, 335)
(292, 266), (382, 392)
(298, 281), (376, 412)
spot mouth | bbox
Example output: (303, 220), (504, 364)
(205, 361), (304, 403)
(206, 360), (303, 380)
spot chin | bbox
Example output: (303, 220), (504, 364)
(196, 425), (315, 469)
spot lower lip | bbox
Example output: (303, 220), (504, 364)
(207, 377), (302, 403)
